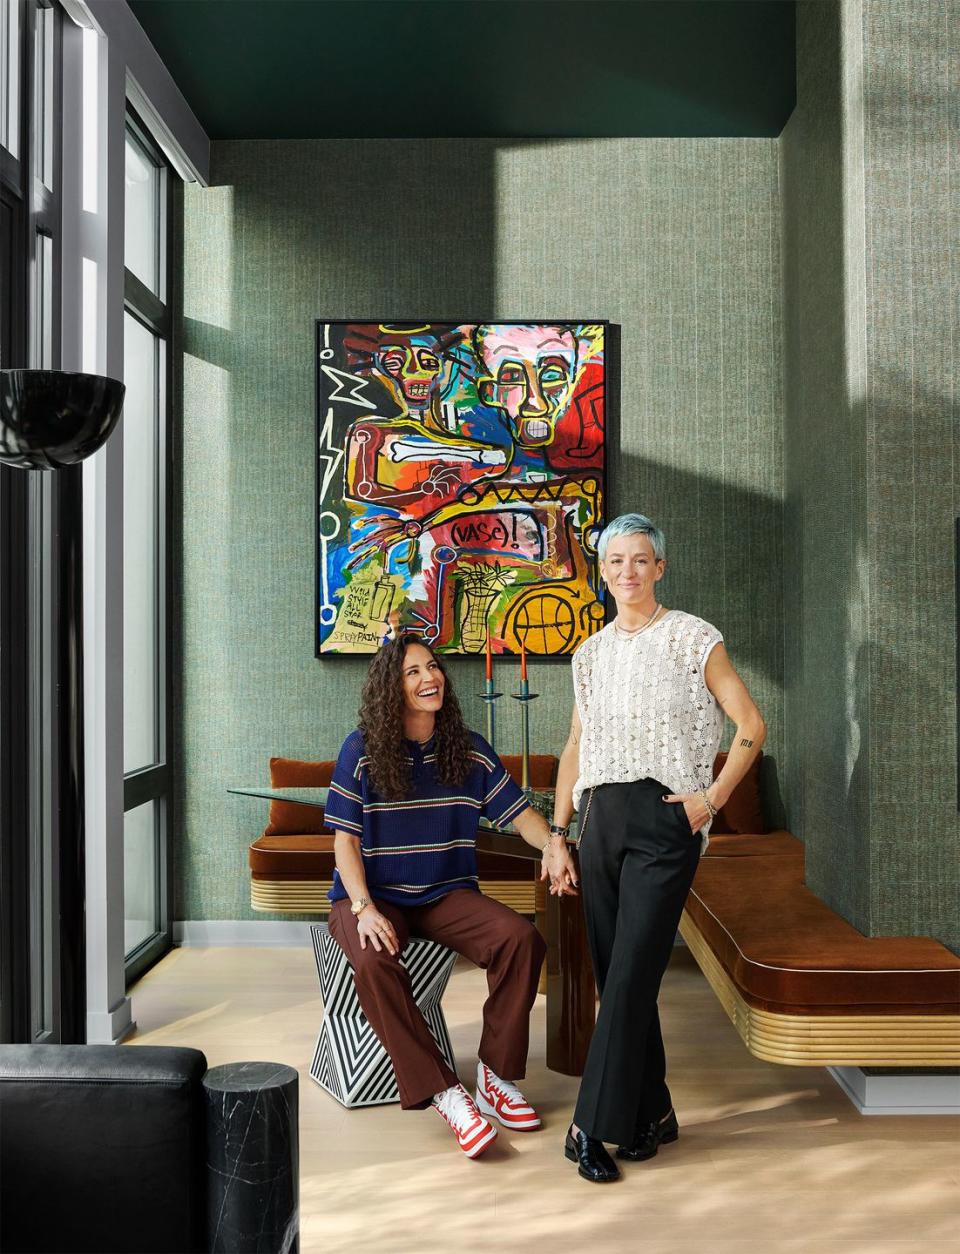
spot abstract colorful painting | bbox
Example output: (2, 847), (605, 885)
(316, 321), (606, 656)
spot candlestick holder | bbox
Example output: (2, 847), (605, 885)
(510, 683), (540, 791)
(479, 682), (504, 751)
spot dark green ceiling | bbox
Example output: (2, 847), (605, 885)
(129, 0), (796, 140)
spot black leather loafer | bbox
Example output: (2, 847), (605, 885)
(564, 1124), (620, 1182)
(616, 1107), (679, 1161)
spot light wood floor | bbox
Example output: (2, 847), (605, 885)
(127, 946), (959, 1254)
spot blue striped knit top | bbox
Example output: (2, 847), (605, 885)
(324, 728), (530, 907)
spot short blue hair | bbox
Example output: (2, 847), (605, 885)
(597, 513), (666, 562)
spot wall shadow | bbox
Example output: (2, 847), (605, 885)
(174, 139), (501, 922)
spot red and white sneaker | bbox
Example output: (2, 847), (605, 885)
(431, 1083), (498, 1159)
(474, 1063), (542, 1131)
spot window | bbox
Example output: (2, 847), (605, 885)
(1, 0), (62, 1043)
(122, 111), (171, 982)
(124, 126), (161, 296)
(1, 170), (21, 372)
(1, 0), (21, 159)
(30, 0), (56, 372)
(0, 142), (27, 1031)
(32, 0), (52, 191)
(4, 0), (189, 1041)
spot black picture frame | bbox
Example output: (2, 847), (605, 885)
(314, 318), (616, 660)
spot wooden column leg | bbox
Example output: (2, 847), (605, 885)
(545, 852), (595, 1075)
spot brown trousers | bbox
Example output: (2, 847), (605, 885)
(328, 890), (546, 1109)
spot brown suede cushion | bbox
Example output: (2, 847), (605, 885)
(710, 751), (766, 834)
(499, 754), (559, 788)
(702, 830), (803, 858)
(686, 853), (960, 1013)
(250, 834), (336, 876)
(264, 757), (335, 836)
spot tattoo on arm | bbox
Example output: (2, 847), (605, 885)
(740, 737), (754, 748)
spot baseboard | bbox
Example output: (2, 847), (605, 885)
(173, 920), (315, 947)
(828, 1066), (960, 1115)
(87, 996), (135, 1044)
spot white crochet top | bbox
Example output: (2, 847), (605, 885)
(571, 610), (724, 853)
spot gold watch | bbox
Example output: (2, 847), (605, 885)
(350, 896), (370, 916)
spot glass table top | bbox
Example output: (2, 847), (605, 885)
(228, 785), (576, 839)
(228, 786), (330, 805)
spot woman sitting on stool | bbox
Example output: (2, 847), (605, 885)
(325, 630), (579, 1159)
(552, 513), (766, 1182)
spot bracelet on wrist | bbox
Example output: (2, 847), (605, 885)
(548, 823), (569, 839)
(698, 790), (718, 821)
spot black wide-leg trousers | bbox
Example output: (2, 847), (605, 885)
(573, 778), (702, 1146)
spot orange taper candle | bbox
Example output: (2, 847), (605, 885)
(520, 638), (527, 681)
(485, 628), (493, 680)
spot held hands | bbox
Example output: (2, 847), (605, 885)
(661, 793), (711, 835)
(356, 906), (399, 955)
(540, 840), (579, 897)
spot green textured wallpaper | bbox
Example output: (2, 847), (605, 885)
(178, 137), (784, 921)
(781, 1), (872, 924)
(862, 0), (959, 947)
(782, 0), (959, 952)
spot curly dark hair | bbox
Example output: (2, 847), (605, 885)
(358, 634), (473, 801)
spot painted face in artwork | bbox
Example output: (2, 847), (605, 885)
(476, 325), (578, 447)
(377, 338), (443, 410)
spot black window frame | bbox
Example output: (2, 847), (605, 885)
(0, 0), (72, 1044)
(122, 106), (174, 987)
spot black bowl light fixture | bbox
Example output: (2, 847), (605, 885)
(0, 369), (126, 470)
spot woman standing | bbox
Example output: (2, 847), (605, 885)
(551, 514), (766, 1182)
(325, 632), (578, 1159)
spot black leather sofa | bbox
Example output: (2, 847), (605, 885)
(1, 1045), (209, 1254)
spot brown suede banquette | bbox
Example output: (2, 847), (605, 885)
(686, 753), (960, 1066)
(248, 753), (559, 914)
(248, 751), (960, 1067)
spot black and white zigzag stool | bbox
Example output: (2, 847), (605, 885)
(309, 923), (458, 1108)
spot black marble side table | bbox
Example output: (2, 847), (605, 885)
(204, 1061), (300, 1254)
